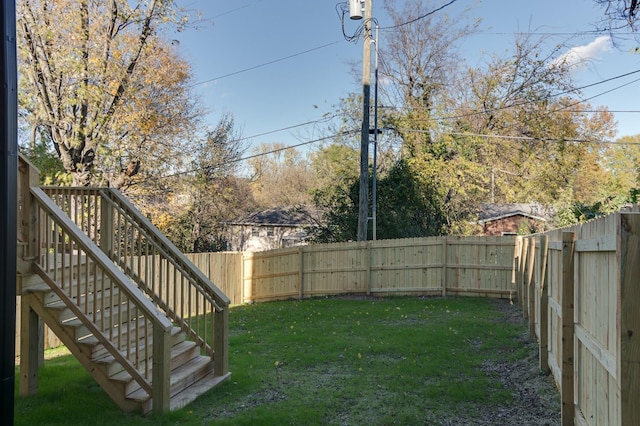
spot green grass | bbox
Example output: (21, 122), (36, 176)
(15, 297), (539, 425)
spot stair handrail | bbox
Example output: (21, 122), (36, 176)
(100, 188), (229, 373)
(102, 188), (230, 308)
(30, 186), (173, 411)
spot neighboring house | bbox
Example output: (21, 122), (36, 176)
(224, 207), (317, 252)
(477, 203), (552, 236)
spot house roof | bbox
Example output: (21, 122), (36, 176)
(477, 203), (552, 224)
(226, 207), (317, 227)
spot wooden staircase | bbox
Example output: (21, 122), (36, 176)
(16, 156), (231, 414)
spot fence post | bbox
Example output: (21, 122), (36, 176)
(561, 231), (575, 426)
(528, 237), (536, 339)
(513, 236), (522, 306)
(442, 237), (448, 297)
(619, 213), (640, 425)
(243, 252), (253, 304)
(538, 235), (550, 374)
(521, 238), (530, 319)
(298, 246), (304, 300)
(366, 242), (372, 295)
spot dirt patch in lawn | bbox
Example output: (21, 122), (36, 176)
(441, 298), (560, 426)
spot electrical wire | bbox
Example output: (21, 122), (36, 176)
(190, 41), (342, 87)
(134, 129), (358, 184)
(379, 0), (459, 30)
(394, 129), (640, 145)
(378, 67), (640, 122)
(211, 1), (264, 19)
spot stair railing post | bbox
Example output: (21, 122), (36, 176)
(214, 305), (229, 376)
(99, 193), (114, 258)
(152, 324), (171, 414)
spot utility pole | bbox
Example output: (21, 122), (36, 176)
(357, 0), (372, 241)
(1, 0), (18, 424)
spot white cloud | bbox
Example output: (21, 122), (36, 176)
(554, 36), (612, 70)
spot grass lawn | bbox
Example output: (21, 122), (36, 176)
(14, 296), (559, 425)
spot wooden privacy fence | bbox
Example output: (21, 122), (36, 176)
(241, 236), (515, 303)
(514, 211), (640, 426)
(17, 235), (515, 355)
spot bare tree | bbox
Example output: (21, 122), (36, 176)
(379, 0), (479, 157)
(595, 0), (640, 30)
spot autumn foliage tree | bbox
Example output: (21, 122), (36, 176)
(17, 0), (200, 187)
(147, 114), (255, 253)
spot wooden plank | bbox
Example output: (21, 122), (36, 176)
(528, 237), (536, 340)
(441, 264), (513, 271)
(442, 237), (447, 297)
(574, 234), (617, 253)
(561, 231), (575, 426)
(619, 213), (640, 425)
(575, 323), (617, 380)
(214, 307), (229, 376)
(549, 241), (564, 251)
(298, 246), (304, 299)
(365, 242), (372, 295)
(19, 294), (39, 396)
(152, 325), (171, 414)
(522, 237), (530, 319)
(539, 235), (550, 374)
(445, 239), (516, 246)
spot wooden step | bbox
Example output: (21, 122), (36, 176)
(21, 243), (228, 415)
(82, 326), (185, 361)
(62, 304), (141, 340)
(169, 371), (232, 412)
(47, 287), (124, 322)
(127, 356), (214, 403)
(93, 328), (191, 377)
(28, 274), (115, 307)
(108, 340), (201, 396)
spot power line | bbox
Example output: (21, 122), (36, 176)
(379, 0), (459, 30)
(379, 67), (640, 122)
(231, 114), (339, 144)
(190, 41), (342, 86)
(395, 129), (640, 145)
(211, 1), (264, 19)
(136, 130), (358, 184)
(135, 113), (342, 174)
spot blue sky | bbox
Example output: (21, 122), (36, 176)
(173, 0), (640, 152)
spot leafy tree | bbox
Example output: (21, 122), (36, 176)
(247, 143), (313, 208)
(311, 159), (451, 242)
(17, 0), (201, 187)
(451, 35), (616, 206)
(308, 144), (360, 242)
(375, 159), (448, 238)
(146, 114), (254, 253)
(601, 134), (640, 198)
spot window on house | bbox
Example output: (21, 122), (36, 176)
(251, 227), (260, 237)
(266, 226), (274, 237)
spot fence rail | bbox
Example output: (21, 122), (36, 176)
(514, 210), (640, 426)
